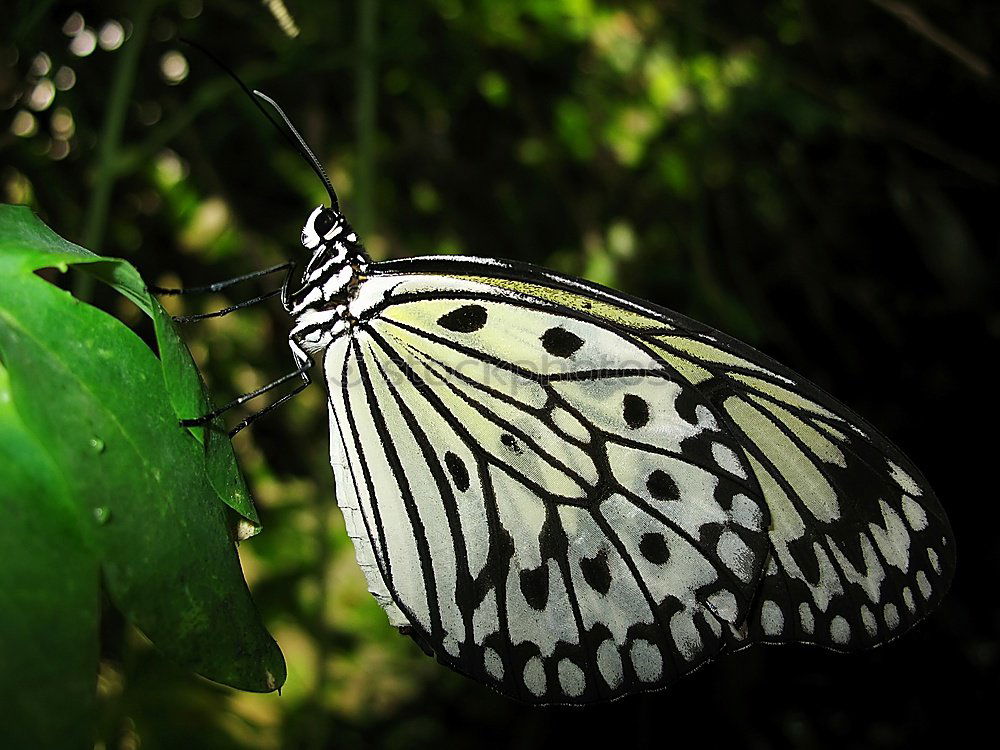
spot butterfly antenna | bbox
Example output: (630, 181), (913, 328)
(178, 37), (340, 211)
(252, 90), (338, 211)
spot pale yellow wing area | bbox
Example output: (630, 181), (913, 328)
(451, 271), (955, 652)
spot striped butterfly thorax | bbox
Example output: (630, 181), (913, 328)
(286, 205), (955, 706)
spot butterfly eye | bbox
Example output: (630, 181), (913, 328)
(313, 209), (335, 238)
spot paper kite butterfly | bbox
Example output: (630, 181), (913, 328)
(166, 49), (955, 706)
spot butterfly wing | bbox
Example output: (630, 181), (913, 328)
(324, 256), (954, 702)
(325, 273), (771, 704)
(376, 256), (955, 652)
(646, 314), (953, 650)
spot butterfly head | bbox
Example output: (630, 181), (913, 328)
(300, 205), (346, 251)
(287, 205), (370, 352)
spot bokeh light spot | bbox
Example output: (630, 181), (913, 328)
(30, 52), (51, 77)
(62, 12), (85, 36)
(181, 197), (232, 251)
(51, 107), (75, 138)
(155, 150), (187, 186)
(49, 139), (71, 161)
(98, 21), (125, 51)
(69, 28), (97, 57)
(10, 110), (37, 137)
(180, 0), (204, 20)
(160, 50), (189, 85)
(54, 65), (77, 90)
(2, 168), (34, 204)
(27, 79), (55, 111)
(607, 220), (636, 258)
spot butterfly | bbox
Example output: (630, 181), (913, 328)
(166, 47), (955, 705)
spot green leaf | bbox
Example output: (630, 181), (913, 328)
(0, 204), (258, 531)
(0, 204), (151, 315)
(150, 298), (259, 533)
(0, 204), (284, 710)
(0, 269), (284, 692)
(0, 364), (100, 750)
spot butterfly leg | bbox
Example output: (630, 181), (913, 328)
(180, 342), (314, 437)
(226, 342), (314, 436)
(151, 262), (296, 321)
(148, 263), (293, 295)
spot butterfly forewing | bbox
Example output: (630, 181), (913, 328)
(325, 274), (770, 704)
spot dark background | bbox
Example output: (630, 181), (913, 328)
(2, 0), (997, 747)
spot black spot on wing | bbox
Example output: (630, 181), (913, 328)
(520, 565), (549, 610)
(438, 304), (487, 332)
(646, 469), (680, 502)
(500, 433), (522, 454)
(580, 549), (611, 595)
(639, 533), (670, 565)
(623, 394), (650, 429)
(444, 451), (470, 492)
(540, 326), (584, 358)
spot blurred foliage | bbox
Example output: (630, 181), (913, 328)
(1, 0), (997, 748)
